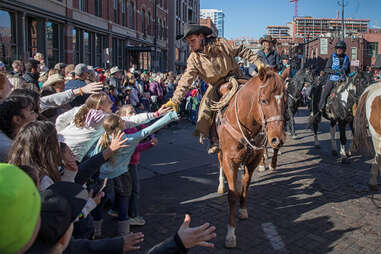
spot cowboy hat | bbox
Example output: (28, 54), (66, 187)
(43, 74), (65, 87)
(259, 35), (277, 45)
(177, 24), (213, 40)
(110, 66), (122, 75)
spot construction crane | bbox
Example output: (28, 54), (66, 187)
(290, 0), (298, 18)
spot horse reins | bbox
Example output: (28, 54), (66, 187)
(232, 79), (284, 151)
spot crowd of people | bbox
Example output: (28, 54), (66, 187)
(0, 52), (214, 254)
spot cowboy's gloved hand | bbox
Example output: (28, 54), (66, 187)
(163, 99), (179, 113)
(257, 63), (266, 76)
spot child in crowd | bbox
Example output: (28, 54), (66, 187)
(56, 92), (169, 162)
(91, 110), (178, 237)
(117, 105), (158, 226)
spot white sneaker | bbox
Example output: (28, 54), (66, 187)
(129, 216), (146, 226)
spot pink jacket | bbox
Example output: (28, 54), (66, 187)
(124, 125), (154, 165)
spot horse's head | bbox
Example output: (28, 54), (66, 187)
(288, 68), (314, 99)
(255, 69), (286, 149)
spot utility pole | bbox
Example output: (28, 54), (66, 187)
(337, 0), (348, 40)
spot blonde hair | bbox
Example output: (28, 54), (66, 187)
(117, 105), (134, 117)
(99, 114), (125, 151)
(74, 92), (110, 128)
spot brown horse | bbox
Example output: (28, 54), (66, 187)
(216, 69), (286, 248)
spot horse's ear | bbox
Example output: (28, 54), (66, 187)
(258, 67), (266, 81)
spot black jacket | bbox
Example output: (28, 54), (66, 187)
(256, 49), (282, 71)
(23, 72), (40, 90)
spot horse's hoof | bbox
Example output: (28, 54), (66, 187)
(217, 185), (225, 194)
(368, 184), (379, 192)
(292, 135), (297, 140)
(257, 165), (266, 172)
(332, 150), (338, 156)
(238, 208), (248, 220)
(346, 151), (352, 157)
(341, 157), (350, 164)
(225, 236), (237, 248)
(269, 165), (275, 171)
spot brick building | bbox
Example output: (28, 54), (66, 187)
(0, 0), (172, 71)
(301, 35), (380, 70)
(168, 0), (200, 73)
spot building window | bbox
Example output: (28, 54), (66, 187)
(114, 0), (119, 24)
(368, 42), (378, 58)
(147, 11), (151, 35)
(0, 10), (17, 64)
(183, 3), (186, 22)
(95, 0), (102, 17)
(46, 22), (60, 67)
(83, 31), (90, 64)
(95, 34), (102, 66)
(129, 1), (135, 29)
(141, 9), (145, 35)
(73, 28), (82, 64)
(79, 0), (88, 12)
(176, 0), (180, 17)
(122, 0), (126, 26)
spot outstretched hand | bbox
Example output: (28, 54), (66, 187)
(109, 130), (129, 152)
(157, 104), (173, 116)
(177, 214), (216, 249)
(81, 82), (104, 94)
(123, 232), (144, 252)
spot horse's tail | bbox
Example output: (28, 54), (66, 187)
(351, 91), (373, 157)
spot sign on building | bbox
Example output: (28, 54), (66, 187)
(320, 38), (328, 55)
(351, 47), (357, 61)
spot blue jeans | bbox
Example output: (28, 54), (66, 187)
(128, 164), (140, 218)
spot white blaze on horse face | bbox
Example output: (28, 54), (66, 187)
(274, 93), (284, 111)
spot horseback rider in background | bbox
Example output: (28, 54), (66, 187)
(163, 24), (265, 154)
(317, 40), (351, 113)
(256, 35), (282, 72)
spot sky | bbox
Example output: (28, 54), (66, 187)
(201, 0), (381, 39)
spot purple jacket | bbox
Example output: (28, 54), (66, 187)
(149, 81), (163, 97)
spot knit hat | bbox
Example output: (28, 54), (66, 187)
(74, 63), (88, 76)
(43, 74), (65, 87)
(0, 163), (41, 254)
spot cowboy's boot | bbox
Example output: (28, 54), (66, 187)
(208, 123), (220, 154)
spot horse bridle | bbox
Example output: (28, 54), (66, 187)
(233, 79), (284, 151)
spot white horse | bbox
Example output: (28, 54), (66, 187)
(351, 81), (381, 190)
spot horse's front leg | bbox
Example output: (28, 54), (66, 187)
(217, 151), (225, 194)
(369, 154), (381, 191)
(239, 153), (262, 220)
(338, 121), (349, 164)
(257, 153), (266, 172)
(223, 156), (240, 248)
(269, 148), (279, 171)
(313, 119), (320, 148)
(288, 107), (297, 139)
(330, 122), (338, 156)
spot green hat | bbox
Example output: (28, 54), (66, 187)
(0, 163), (41, 254)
